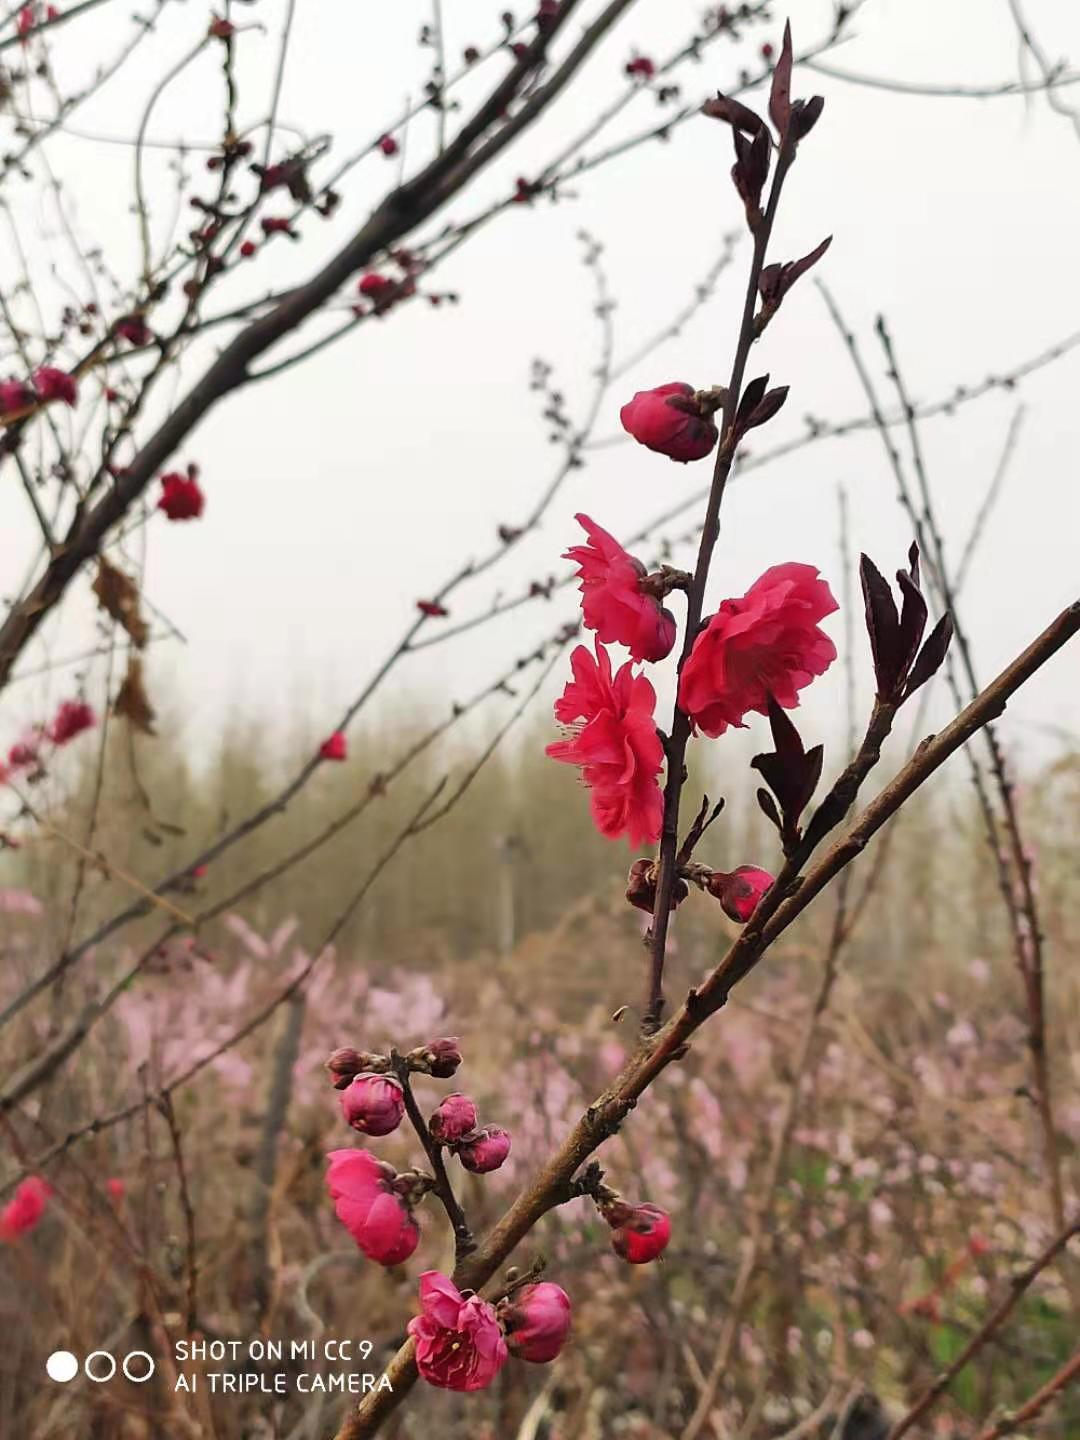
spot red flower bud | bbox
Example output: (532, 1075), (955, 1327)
(625, 858), (688, 914)
(620, 383), (718, 463)
(429, 1093), (478, 1144)
(503, 1282), (572, 1363)
(0, 1176), (51, 1240)
(705, 865), (774, 922)
(417, 599), (449, 618)
(457, 1125), (511, 1173)
(625, 55), (655, 79)
(358, 272), (392, 298)
(326, 1047), (365, 1088)
(378, 134), (399, 157)
(319, 731), (347, 762)
(608, 1202), (670, 1264)
(408, 1037), (462, 1078)
(157, 466), (204, 521)
(115, 315), (152, 347)
(239, 240), (257, 258)
(339, 1073), (405, 1137)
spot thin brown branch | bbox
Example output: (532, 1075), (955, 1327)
(333, 601), (1080, 1438)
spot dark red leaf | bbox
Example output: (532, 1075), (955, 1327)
(904, 613), (954, 696)
(768, 19), (793, 136)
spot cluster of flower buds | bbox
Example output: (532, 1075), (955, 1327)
(429, 1093), (512, 1174)
(324, 1036), (514, 1273)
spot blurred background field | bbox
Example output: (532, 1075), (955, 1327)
(2, 709), (1078, 1438)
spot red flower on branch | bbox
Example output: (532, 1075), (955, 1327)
(417, 599), (449, 618)
(157, 466), (205, 521)
(320, 731), (347, 762)
(564, 513), (676, 663)
(378, 134), (399, 157)
(33, 366), (77, 407)
(0, 1176), (51, 1241)
(325, 1149), (420, 1266)
(620, 382), (718, 462)
(625, 55), (655, 79)
(48, 699), (96, 746)
(408, 1271), (508, 1391)
(678, 563), (838, 737)
(546, 641), (664, 846)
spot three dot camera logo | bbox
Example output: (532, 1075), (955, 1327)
(46, 1349), (155, 1384)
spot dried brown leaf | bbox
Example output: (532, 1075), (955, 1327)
(114, 656), (157, 734)
(93, 557), (149, 649)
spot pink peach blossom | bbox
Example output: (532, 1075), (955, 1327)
(408, 1271), (508, 1391)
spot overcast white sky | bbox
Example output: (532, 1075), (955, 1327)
(2, 0), (1079, 768)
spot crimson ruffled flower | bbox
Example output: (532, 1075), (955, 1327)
(429, 1093), (478, 1144)
(609, 1202), (670, 1264)
(320, 731), (347, 762)
(706, 865), (774, 922)
(33, 366), (77, 407)
(408, 1271), (508, 1391)
(678, 563), (838, 737)
(48, 700), (96, 746)
(565, 513), (676, 663)
(620, 382), (717, 462)
(0, 1176), (51, 1241)
(325, 1149), (420, 1266)
(503, 1282), (572, 1363)
(546, 641), (664, 847)
(158, 467), (204, 521)
(339, 1074), (405, 1136)
(457, 1125), (511, 1174)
